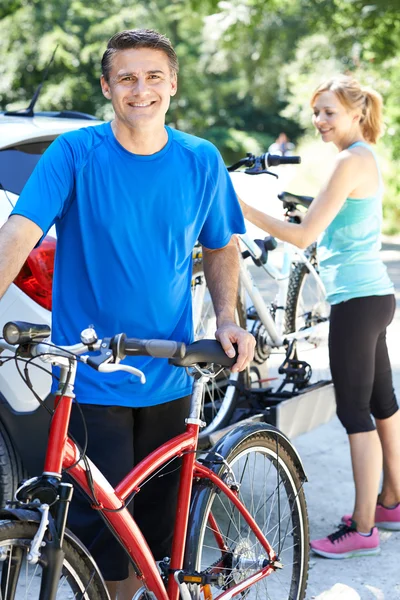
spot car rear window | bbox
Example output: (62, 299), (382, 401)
(0, 140), (54, 196)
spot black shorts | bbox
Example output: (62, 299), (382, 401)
(65, 396), (191, 581)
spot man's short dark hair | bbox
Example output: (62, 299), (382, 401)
(101, 29), (179, 82)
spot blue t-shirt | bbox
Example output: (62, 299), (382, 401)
(12, 123), (245, 406)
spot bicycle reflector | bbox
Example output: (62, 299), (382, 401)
(14, 236), (55, 311)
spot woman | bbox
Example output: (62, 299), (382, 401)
(239, 75), (400, 558)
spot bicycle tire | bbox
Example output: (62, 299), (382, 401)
(191, 259), (247, 448)
(184, 429), (309, 600)
(284, 247), (329, 337)
(0, 519), (109, 599)
(0, 421), (26, 508)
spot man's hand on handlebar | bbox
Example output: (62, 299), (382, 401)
(215, 321), (255, 373)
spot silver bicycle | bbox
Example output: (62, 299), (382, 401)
(192, 152), (330, 447)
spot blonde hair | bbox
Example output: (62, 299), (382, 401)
(311, 75), (383, 144)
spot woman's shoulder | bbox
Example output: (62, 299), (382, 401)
(335, 143), (379, 198)
(340, 143), (376, 164)
(334, 144), (375, 175)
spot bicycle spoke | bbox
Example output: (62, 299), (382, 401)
(0, 528), (106, 600)
(190, 437), (308, 600)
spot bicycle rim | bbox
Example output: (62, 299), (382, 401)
(0, 521), (107, 600)
(191, 434), (309, 600)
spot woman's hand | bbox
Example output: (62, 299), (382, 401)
(285, 207), (305, 224)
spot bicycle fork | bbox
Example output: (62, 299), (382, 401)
(4, 363), (78, 600)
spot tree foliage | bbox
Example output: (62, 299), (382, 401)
(0, 0), (399, 189)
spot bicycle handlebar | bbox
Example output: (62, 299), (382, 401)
(1, 321), (186, 370)
(267, 155), (300, 166)
(227, 152), (301, 174)
(112, 333), (186, 359)
(0, 322), (235, 389)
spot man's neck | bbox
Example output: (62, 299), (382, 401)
(111, 120), (168, 155)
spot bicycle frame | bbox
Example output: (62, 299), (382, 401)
(239, 232), (327, 347)
(44, 368), (278, 600)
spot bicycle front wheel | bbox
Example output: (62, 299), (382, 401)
(185, 430), (309, 600)
(0, 520), (109, 599)
(191, 258), (247, 447)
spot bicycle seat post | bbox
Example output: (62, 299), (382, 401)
(185, 371), (209, 428)
(168, 370), (209, 598)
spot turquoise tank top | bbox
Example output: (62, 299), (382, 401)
(317, 141), (394, 305)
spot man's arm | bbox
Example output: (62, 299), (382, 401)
(202, 236), (255, 372)
(0, 216), (43, 299)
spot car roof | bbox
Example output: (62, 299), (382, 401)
(0, 112), (104, 149)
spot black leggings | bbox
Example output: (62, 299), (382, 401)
(329, 294), (398, 435)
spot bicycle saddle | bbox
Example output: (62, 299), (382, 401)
(169, 339), (236, 368)
(278, 191), (314, 208)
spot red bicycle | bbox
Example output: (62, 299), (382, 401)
(0, 321), (309, 600)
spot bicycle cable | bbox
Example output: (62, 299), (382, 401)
(5, 345), (91, 477)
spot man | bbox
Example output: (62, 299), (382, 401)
(0, 29), (254, 599)
(268, 132), (295, 156)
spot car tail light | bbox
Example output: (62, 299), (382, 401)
(14, 236), (56, 311)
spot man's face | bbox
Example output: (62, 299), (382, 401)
(101, 47), (177, 131)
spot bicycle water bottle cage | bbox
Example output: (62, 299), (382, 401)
(242, 237), (277, 266)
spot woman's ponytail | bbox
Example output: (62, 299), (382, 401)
(360, 87), (384, 144)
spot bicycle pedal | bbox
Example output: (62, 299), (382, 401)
(278, 358), (312, 387)
(278, 358), (310, 374)
(175, 570), (222, 586)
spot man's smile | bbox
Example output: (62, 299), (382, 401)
(127, 101), (156, 107)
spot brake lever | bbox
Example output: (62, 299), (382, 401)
(96, 362), (146, 384)
(81, 340), (146, 383)
(244, 167), (278, 178)
(85, 337), (114, 370)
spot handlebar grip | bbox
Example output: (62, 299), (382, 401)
(123, 338), (186, 359)
(267, 154), (301, 167)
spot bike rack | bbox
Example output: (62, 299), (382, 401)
(208, 379), (336, 445)
(258, 379), (336, 440)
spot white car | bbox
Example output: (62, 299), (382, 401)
(0, 110), (103, 502)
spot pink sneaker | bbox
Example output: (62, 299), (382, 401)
(310, 522), (380, 559)
(342, 502), (400, 531)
